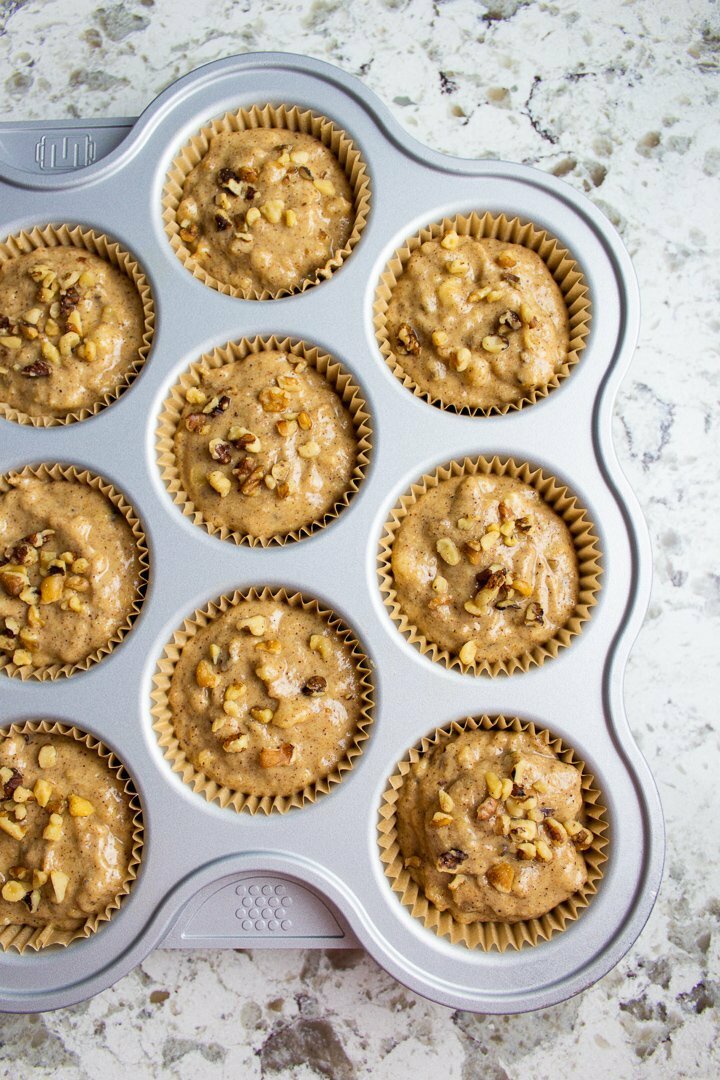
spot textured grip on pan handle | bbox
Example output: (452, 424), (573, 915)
(161, 872), (361, 949)
(0, 117), (136, 175)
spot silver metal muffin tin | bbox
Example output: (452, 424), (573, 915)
(0, 52), (663, 1014)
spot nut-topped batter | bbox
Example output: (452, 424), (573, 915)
(0, 247), (146, 420)
(174, 349), (360, 541)
(396, 728), (592, 925)
(168, 596), (366, 799)
(390, 472), (578, 667)
(0, 730), (136, 933)
(385, 233), (569, 411)
(0, 475), (143, 672)
(177, 129), (354, 295)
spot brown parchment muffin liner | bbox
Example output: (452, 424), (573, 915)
(162, 104), (371, 300)
(378, 455), (601, 677)
(0, 224), (155, 427)
(0, 719), (144, 953)
(156, 335), (373, 547)
(374, 211), (591, 416)
(150, 586), (375, 815)
(378, 714), (608, 952)
(0, 463), (149, 681)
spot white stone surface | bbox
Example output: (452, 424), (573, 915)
(0, 0), (718, 1076)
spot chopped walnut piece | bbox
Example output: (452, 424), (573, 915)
(195, 659), (219, 688)
(524, 601), (545, 626)
(68, 794), (95, 818)
(208, 439), (233, 464)
(430, 811), (453, 827)
(185, 412), (210, 434)
(436, 537), (460, 566)
(20, 360), (52, 378)
(259, 743), (294, 768)
(476, 795), (498, 821)
(437, 848), (467, 871)
(486, 861), (514, 893)
(396, 322), (421, 356)
(301, 676), (327, 695)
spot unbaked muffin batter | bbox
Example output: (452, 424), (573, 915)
(176, 129), (354, 294)
(385, 233), (569, 411)
(0, 730), (135, 932)
(174, 349), (359, 540)
(169, 597), (365, 798)
(397, 728), (592, 924)
(0, 247), (145, 419)
(391, 472), (578, 667)
(0, 476), (142, 671)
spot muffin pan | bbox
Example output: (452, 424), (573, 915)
(0, 52), (662, 1014)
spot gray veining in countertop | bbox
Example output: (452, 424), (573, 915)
(0, 0), (718, 1076)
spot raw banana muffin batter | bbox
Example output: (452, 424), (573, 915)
(390, 471), (578, 667)
(0, 247), (146, 419)
(0, 475), (143, 672)
(0, 729), (136, 933)
(174, 349), (359, 540)
(176, 129), (355, 295)
(168, 596), (365, 798)
(385, 232), (569, 411)
(396, 727), (593, 924)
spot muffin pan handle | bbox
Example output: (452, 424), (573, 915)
(160, 872), (360, 948)
(0, 117), (134, 178)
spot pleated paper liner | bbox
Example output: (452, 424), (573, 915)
(374, 211), (591, 416)
(150, 586), (375, 815)
(0, 463), (149, 681)
(156, 335), (373, 547)
(0, 719), (144, 953)
(378, 455), (602, 676)
(0, 224), (155, 427)
(378, 714), (608, 952)
(162, 104), (371, 300)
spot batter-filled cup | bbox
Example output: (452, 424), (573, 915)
(0, 464), (149, 680)
(374, 211), (591, 415)
(378, 455), (601, 676)
(163, 104), (371, 300)
(0, 720), (143, 952)
(156, 335), (372, 547)
(378, 714), (607, 951)
(151, 587), (375, 814)
(0, 224), (155, 427)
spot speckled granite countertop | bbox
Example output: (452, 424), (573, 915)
(0, 0), (718, 1076)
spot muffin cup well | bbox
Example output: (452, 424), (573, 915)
(150, 586), (375, 815)
(378, 713), (608, 952)
(0, 463), (149, 681)
(0, 224), (155, 427)
(162, 104), (371, 300)
(156, 335), (372, 547)
(374, 210), (591, 416)
(378, 455), (601, 677)
(0, 719), (144, 953)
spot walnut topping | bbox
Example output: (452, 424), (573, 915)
(476, 795), (498, 821)
(20, 360), (52, 378)
(543, 817), (568, 844)
(458, 641), (477, 666)
(207, 470), (231, 497)
(436, 537), (460, 566)
(68, 794), (95, 818)
(437, 848), (467, 871)
(259, 386), (291, 412)
(498, 309), (522, 332)
(195, 659), (219, 688)
(481, 335), (509, 354)
(484, 771), (502, 800)
(208, 439), (233, 464)
(430, 811), (453, 827)
(524, 601), (545, 626)
(202, 394), (231, 416)
(185, 412), (210, 434)
(301, 676), (327, 695)
(259, 743), (294, 768)
(2, 768), (22, 798)
(438, 789), (454, 813)
(396, 322), (421, 356)
(486, 861), (515, 893)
